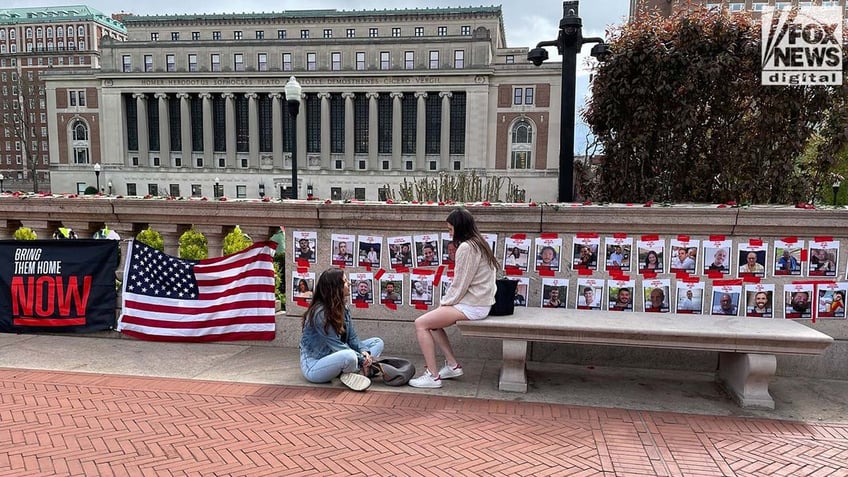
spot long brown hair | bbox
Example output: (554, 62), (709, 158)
(302, 268), (347, 336)
(446, 208), (499, 270)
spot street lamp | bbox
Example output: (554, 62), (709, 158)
(259, 182), (266, 198)
(214, 177), (221, 198)
(833, 179), (841, 206)
(0, 173), (4, 193)
(93, 163), (101, 193)
(528, 1), (608, 203)
(107, 181), (113, 195)
(285, 76), (302, 199)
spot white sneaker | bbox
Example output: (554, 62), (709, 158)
(340, 372), (371, 391)
(438, 362), (464, 379)
(408, 369), (442, 388)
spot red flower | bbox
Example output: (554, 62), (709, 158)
(262, 196), (271, 202)
(482, 201), (491, 206)
(438, 201), (445, 206)
(200, 197), (208, 201)
(717, 204), (727, 208)
(385, 199), (394, 204)
(643, 200), (654, 207)
(582, 200), (593, 206)
(411, 200), (419, 204)
(529, 201), (537, 207)
(726, 200), (737, 207)
(219, 197), (227, 201)
(325, 199), (332, 204)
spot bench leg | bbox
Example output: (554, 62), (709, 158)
(717, 352), (776, 410)
(499, 339), (528, 392)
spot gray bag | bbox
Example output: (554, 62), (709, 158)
(370, 357), (415, 386)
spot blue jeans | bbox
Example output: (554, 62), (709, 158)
(300, 337), (384, 383)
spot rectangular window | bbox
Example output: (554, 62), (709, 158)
(356, 52), (365, 71)
(506, 55), (515, 64)
(524, 87), (534, 105)
(306, 52), (316, 71)
(196, 157), (203, 167)
(277, 29), (287, 39)
(188, 54), (197, 72)
(346, 28), (355, 38)
(127, 183), (137, 196)
(166, 54), (175, 72)
(234, 31), (243, 40)
(404, 51), (414, 70)
(191, 184), (202, 197)
(150, 32), (159, 41)
(355, 188), (365, 200)
(153, 157), (161, 167)
(323, 29), (332, 38)
(218, 157), (226, 167)
(380, 51), (390, 70)
(392, 27), (401, 37)
(454, 50), (464, 69)
(300, 29), (309, 39)
(437, 26), (447, 36)
(76, 90), (85, 106)
(122, 55), (131, 72)
(234, 53), (244, 71)
(369, 28), (378, 37)
(429, 50), (439, 69)
(175, 157), (182, 167)
(382, 160), (390, 170)
(211, 54), (221, 72)
(240, 158), (248, 168)
(358, 160), (366, 170)
(461, 25), (471, 36)
(513, 87), (523, 105)
(132, 157), (139, 166)
(415, 27), (424, 37)
(148, 184), (159, 196)
(192, 31), (200, 40)
(213, 31), (221, 40)
(258, 53), (268, 71)
(236, 185), (247, 198)
(69, 91), (77, 106)
(171, 32), (179, 41)
(331, 52), (341, 71)
(169, 184), (180, 197)
(282, 53), (292, 71)
(255, 30), (264, 39)
(144, 54), (153, 72)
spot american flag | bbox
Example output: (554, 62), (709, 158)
(118, 240), (277, 342)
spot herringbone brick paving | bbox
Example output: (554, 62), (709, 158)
(1, 368), (846, 476)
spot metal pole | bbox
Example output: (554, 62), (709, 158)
(559, 2), (581, 203)
(290, 108), (298, 199)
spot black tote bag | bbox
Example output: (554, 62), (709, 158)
(489, 278), (518, 316)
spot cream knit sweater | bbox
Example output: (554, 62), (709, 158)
(440, 241), (496, 307)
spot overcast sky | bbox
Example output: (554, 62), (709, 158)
(7, 0), (631, 151)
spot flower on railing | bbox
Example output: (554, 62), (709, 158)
(795, 202), (816, 209)
(262, 196), (271, 202)
(643, 200), (654, 207)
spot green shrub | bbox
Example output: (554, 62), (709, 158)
(179, 227), (208, 260)
(84, 186), (98, 195)
(136, 227), (164, 251)
(222, 225), (253, 255)
(14, 227), (37, 240)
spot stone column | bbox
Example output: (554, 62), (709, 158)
(270, 93), (283, 167)
(200, 93), (214, 162)
(152, 223), (181, 257)
(367, 92), (379, 165)
(297, 94), (307, 169)
(391, 92), (403, 168)
(177, 93), (192, 163)
(133, 93), (149, 161)
(155, 93), (170, 161)
(195, 225), (225, 258)
(440, 91), (452, 168)
(319, 92), (331, 164)
(342, 92), (354, 165)
(223, 92), (236, 167)
(415, 92), (428, 169)
(247, 92), (259, 167)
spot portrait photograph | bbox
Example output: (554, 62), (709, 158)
(745, 283), (774, 318)
(607, 278), (635, 312)
(330, 233), (355, 267)
(711, 286), (741, 317)
(503, 237), (531, 271)
(572, 235), (600, 271)
(668, 238), (699, 274)
(291, 271), (315, 303)
(441, 232), (456, 266)
(773, 239), (803, 276)
(703, 240), (732, 275)
(784, 283), (814, 320)
(388, 235), (414, 268)
(535, 237), (562, 272)
(541, 278), (567, 308)
(604, 236), (632, 272)
(379, 272), (404, 306)
(675, 282), (704, 314)
(414, 233), (441, 267)
(637, 238), (665, 274)
(576, 278), (603, 310)
(816, 282), (847, 320)
(357, 235), (383, 268)
(349, 273), (374, 305)
(441, 271), (453, 300)
(642, 279), (670, 313)
(512, 277), (530, 308)
(737, 244), (767, 279)
(808, 240), (839, 278)
(292, 230), (317, 264)
(409, 273), (435, 306)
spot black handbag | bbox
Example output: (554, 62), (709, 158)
(369, 357), (416, 386)
(489, 278), (518, 316)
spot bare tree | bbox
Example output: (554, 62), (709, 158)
(1, 66), (46, 192)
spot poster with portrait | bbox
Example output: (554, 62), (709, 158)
(441, 232), (456, 266)
(357, 235), (383, 268)
(607, 278), (635, 312)
(808, 239), (839, 278)
(535, 237), (562, 272)
(388, 235), (414, 268)
(330, 233), (355, 267)
(675, 280), (705, 314)
(668, 237), (699, 275)
(413, 233), (440, 267)
(604, 235), (633, 273)
(291, 271), (315, 303)
(292, 230), (317, 264)
(737, 242), (768, 279)
(409, 271), (435, 306)
(744, 283), (775, 318)
(379, 272), (404, 306)
(703, 238), (732, 276)
(710, 282), (742, 317)
(440, 270), (454, 300)
(576, 278), (603, 310)
(773, 239), (804, 276)
(483, 233), (498, 255)
(503, 237), (531, 271)
(512, 277), (530, 308)
(784, 283), (814, 320)
(541, 278), (568, 308)
(642, 278), (670, 313)
(637, 237), (665, 274)
(572, 235), (600, 271)
(349, 272), (374, 305)
(816, 281), (848, 320)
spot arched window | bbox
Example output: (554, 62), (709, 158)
(26, 27), (33, 38)
(77, 26), (85, 37)
(510, 119), (534, 169)
(0, 30), (5, 40)
(46, 27), (53, 38)
(57, 26), (64, 37)
(70, 119), (90, 164)
(36, 27), (43, 38)
(67, 26), (73, 37)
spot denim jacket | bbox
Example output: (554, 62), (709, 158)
(300, 305), (365, 366)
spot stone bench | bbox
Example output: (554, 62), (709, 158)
(456, 308), (833, 409)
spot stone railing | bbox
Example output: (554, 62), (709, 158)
(1, 195), (846, 379)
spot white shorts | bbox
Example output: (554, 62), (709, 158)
(453, 303), (490, 321)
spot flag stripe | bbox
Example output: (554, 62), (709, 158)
(120, 314), (275, 329)
(120, 329), (276, 343)
(123, 298), (275, 316)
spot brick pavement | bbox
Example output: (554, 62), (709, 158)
(1, 368), (846, 477)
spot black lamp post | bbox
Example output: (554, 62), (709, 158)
(285, 76), (302, 199)
(528, 1), (608, 203)
(259, 182), (265, 198)
(833, 179), (841, 206)
(107, 181), (113, 195)
(214, 177), (221, 198)
(0, 173), (4, 193)
(93, 163), (101, 193)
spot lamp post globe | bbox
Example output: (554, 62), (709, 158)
(833, 180), (841, 207)
(93, 163), (101, 193)
(285, 76), (302, 199)
(214, 177), (221, 198)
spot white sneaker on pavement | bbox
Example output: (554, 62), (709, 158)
(408, 369), (442, 388)
(438, 361), (463, 379)
(340, 372), (371, 391)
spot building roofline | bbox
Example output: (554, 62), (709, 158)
(0, 5), (126, 33)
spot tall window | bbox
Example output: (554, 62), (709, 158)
(190, 94), (203, 152)
(356, 52), (365, 71)
(70, 119), (89, 164)
(429, 50), (439, 69)
(306, 52), (316, 71)
(125, 94), (138, 151)
(380, 51), (390, 70)
(122, 55), (132, 72)
(257, 52), (268, 71)
(450, 93), (466, 155)
(166, 54), (175, 72)
(282, 52), (292, 71)
(148, 96), (160, 151)
(305, 94), (321, 153)
(188, 54), (197, 72)
(259, 94), (272, 153)
(234, 53), (244, 71)
(510, 120), (533, 169)
(235, 95), (249, 152)
(392, 27), (401, 37)
(144, 54), (153, 72)
(405, 51), (414, 70)
(331, 52), (341, 71)
(169, 94), (181, 151)
(401, 95), (416, 154)
(354, 94), (368, 154)
(378, 94), (392, 154)
(454, 50), (464, 69)
(211, 53), (221, 72)
(330, 94), (344, 154)
(212, 95), (226, 151)
(425, 94), (441, 155)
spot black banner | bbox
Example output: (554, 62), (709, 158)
(0, 240), (119, 333)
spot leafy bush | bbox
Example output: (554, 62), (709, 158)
(223, 225), (252, 255)
(179, 227), (208, 260)
(135, 227), (164, 251)
(84, 186), (98, 195)
(14, 227), (37, 240)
